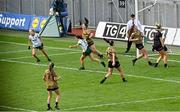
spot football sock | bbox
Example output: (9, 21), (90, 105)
(164, 63), (168, 68)
(132, 58), (137, 66)
(47, 103), (50, 108)
(154, 63), (158, 67)
(98, 54), (103, 59)
(100, 77), (107, 84)
(148, 61), (153, 66)
(100, 61), (106, 67)
(122, 78), (127, 82)
(55, 102), (58, 106)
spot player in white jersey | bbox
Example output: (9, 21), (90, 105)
(28, 29), (51, 62)
(69, 35), (105, 70)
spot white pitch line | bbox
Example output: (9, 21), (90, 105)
(5, 52), (80, 60)
(0, 59), (180, 84)
(0, 40), (81, 52)
(0, 105), (37, 112)
(124, 54), (180, 63)
(0, 40), (180, 63)
(63, 96), (180, 110)
(0, 50), (29, 54)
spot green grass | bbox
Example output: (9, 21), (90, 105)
(0, 29), (180, 111)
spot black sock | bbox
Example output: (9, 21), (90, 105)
(134, 58), (137, 61)
(47, 104), (50, 108)
(98, 54), (103, 58)
(154, 63), (158, 67)
(148, 61), (152, 65)
(55, 102), (58, 106)
(100, 77), (107, 84)
(164, 64), (168, 68)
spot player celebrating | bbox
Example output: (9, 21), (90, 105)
(28, 29), (51, 62)
(43, 62), (61, 110)
(129, 27), (153, 66)
(81, 17), (104, 59)
(152, 24), (168, 68)
(100, 40), (127, 84)
(69, 35), (105, 70)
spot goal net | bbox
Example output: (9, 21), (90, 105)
(135, 0), (180, 57)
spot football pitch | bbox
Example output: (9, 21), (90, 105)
(0, 29), (180, 111)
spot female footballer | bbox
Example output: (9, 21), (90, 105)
(100, 40), (127, 84)
(69, 35), (105, 70)
(129, 27), (153, 66)
(81, 18), (104, 59)
(152, 24), (168, 68)
(28, 29), (51, 62)
(43, 62), (60, 110)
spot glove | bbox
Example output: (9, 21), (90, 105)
(28, 46), (31, 50)
(164, 45), (168, 51)
(41, 43), (44, 47)
(55, 12), (59, 16)
(152, 46), (155, 52)
(49, 8), (54, 15)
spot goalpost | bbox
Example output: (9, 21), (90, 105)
(135, 0), (157, 57)
(135, 0), (180, 57)
(95, 0), (180, 56)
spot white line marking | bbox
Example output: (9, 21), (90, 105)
(0, 40), (81, 52)
(63, 96), (180, 110)
(0, 59), (180, 84)
(5, 52), (80, 60)
(0, 40), (180, 63)
(124, 54), (180, 63)
(0, 105), (37, 112)
(0, 50), (29, 54)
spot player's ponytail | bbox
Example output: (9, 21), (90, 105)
(48, 62), (54, 72)
(84, 17), (89, 28)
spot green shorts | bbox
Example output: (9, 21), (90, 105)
(83, 47), (92, 56)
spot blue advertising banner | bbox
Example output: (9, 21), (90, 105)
(0, 12), (69, 34)
(0, 12), (32, 30)
(30, 16), (48, 32)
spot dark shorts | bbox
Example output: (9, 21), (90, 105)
(34, 45), (43, 50)
(108, 61), (120, 68)
(47, 87), (59, 91)
(136, 43), (144, 50)
(83, 47), (92, 56)
(154, 45), (164, 52)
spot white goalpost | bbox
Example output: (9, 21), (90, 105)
(135, 0), (157, 58)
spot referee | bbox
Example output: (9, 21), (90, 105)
(125, 14), (143, 53)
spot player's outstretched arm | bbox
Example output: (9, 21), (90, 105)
(69, 44), (79, 48)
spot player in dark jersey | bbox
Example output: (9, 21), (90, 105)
(129, 27), (153, 66)
(43, 63), (60, 110)
(100, 40), (127, 84)
(152, 24), (168, 68)
(81, 18), (104, 59)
